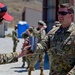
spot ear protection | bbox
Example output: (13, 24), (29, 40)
(0, 6), (7, 13)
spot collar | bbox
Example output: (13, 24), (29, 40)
(56, 22), (75, 34)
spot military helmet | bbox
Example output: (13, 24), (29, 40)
(14, 25), (18, 29)
(21, 32), (29, 38)
(38, 20), (46, 26)
(28, 26), (34, 32)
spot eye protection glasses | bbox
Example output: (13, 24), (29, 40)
(58, 11), (71, 16)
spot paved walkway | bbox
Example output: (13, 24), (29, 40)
(0, 36), (50, 75)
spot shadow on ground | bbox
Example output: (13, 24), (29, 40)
(14, 69), (28, 73)
(11, 52), (50, 73)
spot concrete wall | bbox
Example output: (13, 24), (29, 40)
(25, 7), (42, 28)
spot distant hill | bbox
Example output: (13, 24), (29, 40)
(0, 0), (42, 27)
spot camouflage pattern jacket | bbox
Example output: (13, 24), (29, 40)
(33, 28), (46, 42)
(34, 23), (75, 75)
(0, 52), (18, 64)
(12, 30), (18, 41)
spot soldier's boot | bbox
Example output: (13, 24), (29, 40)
(28, 70), (32, 75)
(22, 62), (25, 67)
(27, 67), (35, 71)
(40, 67), (44, 75)
(13, 47), (16, 52)
(28, 67), (34, 75)
(13, 49), (15, 52)
(26, 66), (29, 70)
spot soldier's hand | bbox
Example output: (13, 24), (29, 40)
(22, 45), (33, 56)
(16, 45), (33, 58)
(43, 25), (47, 29)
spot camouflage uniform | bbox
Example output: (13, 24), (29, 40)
(29, 22), (75, 75)
(21, 27), (34, 68)
(21, 38), (29, 67)
(28, 21), (46, 75)
(0, 52), (18, 64)
(37, 29), (46, 75)
(34, 28), (46, 68)
(12, 25), (19, 52)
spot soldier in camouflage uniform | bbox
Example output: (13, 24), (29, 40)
(28, 21), (47, 75)
(35, 20), (47, 75)
(0, 45), (31, 64)
(25, 3), (75, 75)
(21, 34), (28, 67)
(34, 20), (47, 42)
(12, 25), (19, 52)
(21, 27), (34, 68)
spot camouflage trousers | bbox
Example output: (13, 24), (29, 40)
(39, 53), (45, 68)
(22, 55), (31, 67)
(29, 44), (45, 68)
(29, 53), (45, 68)
(13, 41), (18, 52)
(27, 55), (32, 67)
(22, 56), (27, 62)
